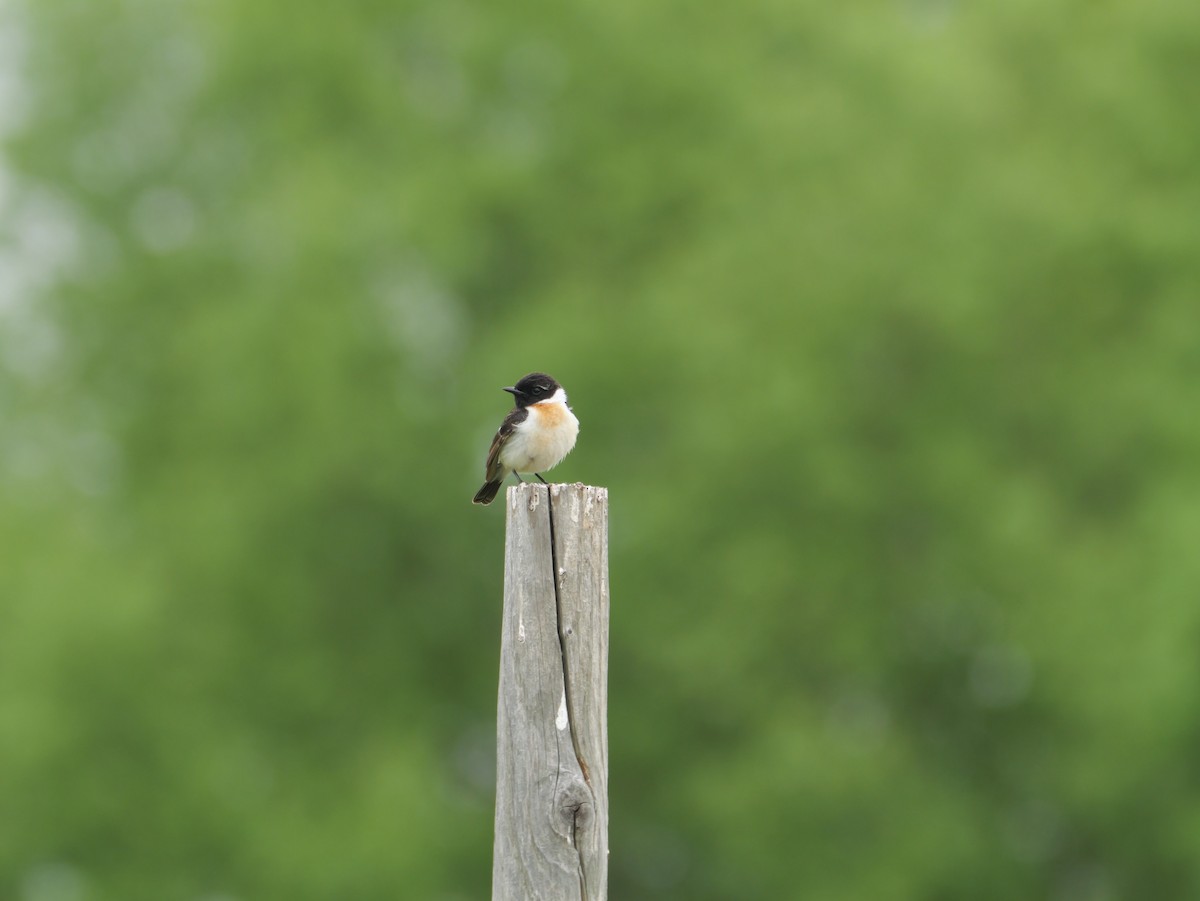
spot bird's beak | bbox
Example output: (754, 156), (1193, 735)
(502, 386), (518, 395)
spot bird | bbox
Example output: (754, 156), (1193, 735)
(472, 372), (579, 505)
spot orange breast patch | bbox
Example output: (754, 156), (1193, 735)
(533, 401), (566, 427)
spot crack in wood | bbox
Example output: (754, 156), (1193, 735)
(546, 485), (591, 898)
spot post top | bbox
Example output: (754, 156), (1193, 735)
(506, 482), (608, 512)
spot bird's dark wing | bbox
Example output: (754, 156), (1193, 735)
(484, 407), (528, 481)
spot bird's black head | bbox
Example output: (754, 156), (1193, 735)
(503, 372), (562, 407)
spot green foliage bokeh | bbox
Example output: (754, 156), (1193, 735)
(2, 0), (1199, 898)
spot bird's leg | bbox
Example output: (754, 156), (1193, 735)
(513, 473), (525, 482)
(535, 473), (548, 485)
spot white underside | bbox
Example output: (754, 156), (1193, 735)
(499, 393), (579, 475)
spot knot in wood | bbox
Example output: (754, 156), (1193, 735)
(558, 797), (593, 832)
(555, 779), (594, 832)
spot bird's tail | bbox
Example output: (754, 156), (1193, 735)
(472, 479), (503, 505)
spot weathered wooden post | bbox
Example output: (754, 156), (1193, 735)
(493, 482), (609, 901)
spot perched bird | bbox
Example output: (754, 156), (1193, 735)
(472, 372), (579, 505)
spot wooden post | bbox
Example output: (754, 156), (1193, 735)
(493, 483), (609, 901)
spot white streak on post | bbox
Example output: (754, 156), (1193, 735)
(556, 691), (569, 731)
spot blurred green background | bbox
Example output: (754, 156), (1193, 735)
(2, 0), (1199, 898)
